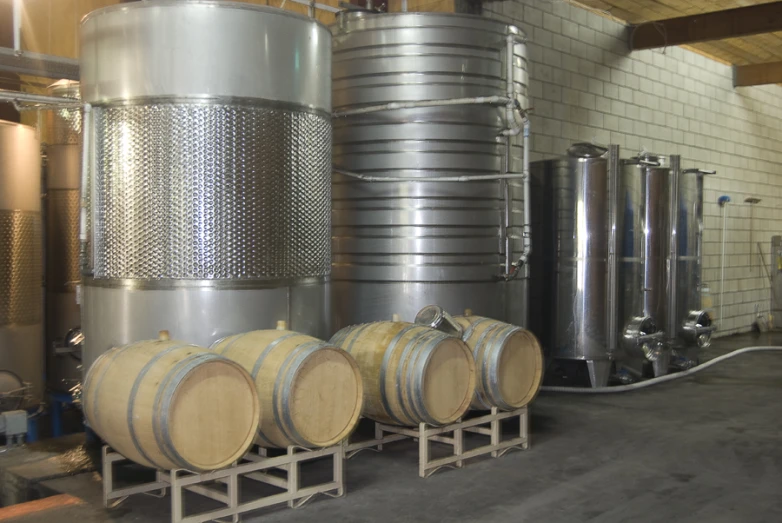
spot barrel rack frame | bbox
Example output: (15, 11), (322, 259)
(343, 406), (529, 478)
(101, 444), (344, 523)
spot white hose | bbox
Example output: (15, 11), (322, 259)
(540, 346), (782, 393)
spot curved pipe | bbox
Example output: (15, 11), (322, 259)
(541, 346), (782, 393)
(332, 167), (526, 183)
(332, 96), (512, 117)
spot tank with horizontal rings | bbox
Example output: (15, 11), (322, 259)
(331, 12), (529, 329)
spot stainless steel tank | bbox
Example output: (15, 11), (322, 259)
(44, 80), (82, 391)
(0, 122), (43, 407)
(668, 161), (715, 356)
(80, 1), (332, 373)
(529, 144), (613, 387)
(331, 12), (529, 328)
(617, 154), (668, 376)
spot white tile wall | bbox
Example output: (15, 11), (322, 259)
(484, 0), (782, 336)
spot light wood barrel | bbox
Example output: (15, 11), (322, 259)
(82, 339), (260, 472)
(330, 322), (476, 427)
(212, 330), (363, 448)
(454, 315), (544, 410)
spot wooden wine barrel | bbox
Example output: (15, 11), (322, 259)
(212, 330), (363, 448)
(454, 315), (544, 410)
(330, 322), (476, 427)
(82, 339), (260, 472)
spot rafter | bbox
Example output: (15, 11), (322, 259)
(630, 2), (782, 50)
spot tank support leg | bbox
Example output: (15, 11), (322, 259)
(651, 351), (671, 377)
(586, 360), (611, 388)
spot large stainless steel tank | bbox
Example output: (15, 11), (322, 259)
(44, 80), (82, 391)
(617, 154), (668, 376)
(0, 122), (43, 407)
(331, 12), (529, 328)
(80, 1), (332, 373)
(668, 162), (715, 355)
(529, 144), (614, 387)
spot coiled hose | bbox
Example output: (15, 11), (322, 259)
(540, 346), (782, 393)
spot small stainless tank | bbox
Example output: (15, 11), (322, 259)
(44, 80), (82, 391)
(331, 12), (529, 328)
(0, 122), (43, 407)
(80, 2), (332, 373)
(529, 144), (612, 387)
(669, 163), (715, 354)
(617, 154), (668, 375)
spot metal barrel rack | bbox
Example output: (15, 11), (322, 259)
(102, 444), (344, 523)
(343, 406), (529, 479)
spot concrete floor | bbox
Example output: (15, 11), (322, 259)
(2, 331), (781, 522)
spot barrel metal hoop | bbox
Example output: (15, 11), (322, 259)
(276, 341), (328, 447)
(250, 333), (300, 379)
(154, 352), (221, 469)
(342, 323), (374, 355)
(394, 328), (438, 425)
(488, 325), (521, 410)
(210, 333), (242, 355)
(81, 348), (112, 418)
(126, 344), (192, 467)
(328, 325), (356, 350)
(410, 331), (450, 426)
(472, 322), (505, 407)
(462, 317), (493, 342)
(484, 324), (521, 410)
(379, 324), (420, 425)
(255, 431), (277, 448)
(88, 342), (144, 435)
(480, 324), (508, 406)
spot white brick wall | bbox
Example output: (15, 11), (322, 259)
(484, 0), (782, 336)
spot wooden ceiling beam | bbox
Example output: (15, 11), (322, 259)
(733, 61), (782, 87)
(630, 1), (782, 50)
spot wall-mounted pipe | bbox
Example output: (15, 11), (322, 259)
(718, 195), (731, 327)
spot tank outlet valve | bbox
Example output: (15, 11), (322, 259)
(622, 316), (666, 361)
(414, 305), (464, 338)
(681, 310), (715, 348)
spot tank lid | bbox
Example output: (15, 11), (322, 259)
(567, 143), (607, 158)
(633, 152), (668, 166)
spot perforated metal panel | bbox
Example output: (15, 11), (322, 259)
(92, 102), (331, 281)
(0, 210), (42, 326)
(46, 106), (81, 145)
(46, 190), (81, 292)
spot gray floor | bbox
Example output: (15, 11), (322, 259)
(3, 332), (782, 522)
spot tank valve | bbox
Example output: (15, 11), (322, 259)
(681, 310), (715, 348)
(622, 316), (666, 362)
(414, 305), (464, 338)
